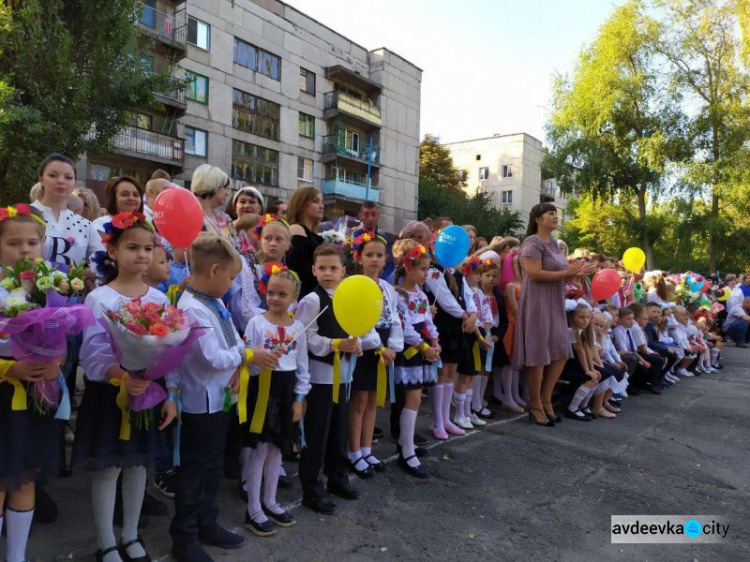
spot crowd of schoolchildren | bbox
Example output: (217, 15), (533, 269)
(0, 154), (745, 562)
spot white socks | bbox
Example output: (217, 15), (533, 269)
(246, 443), (268, 522)
(453, 392), (466, 419)
(262, 445), (282, 510)
(361, 445), (381, 467)
(580, 386), (597, 409)
(431, 384), (445, 430)
(5, 508), (34, 562)
(348, 448), (369, 472)
(121, 467), (147, 559)
(479, 376), (489, 409)
(92, 467), (121, 557)
(568, 384), (592, 412)
(442, 383), (454, 425)
(398, 408), (420, 468)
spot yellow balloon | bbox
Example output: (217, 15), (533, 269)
(717, 287), (731, 302)
(332, 275), (383, 337)
(622, 247), (646, 273)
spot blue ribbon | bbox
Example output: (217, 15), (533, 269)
(485, 346), (494, 372)
(299, 417), (307, 449)
(388, 363), (395, 404)
(170, 392), (182, 467)
(54, 370), (71, 421)
(345, 356), (357, 384)
(431, 358), (443, 383)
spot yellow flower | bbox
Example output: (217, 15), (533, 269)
(35, 257), (44, 264)
(6, 206), (17, 218)
(271, 264), (282, 274)
(363, 233), (371, 241)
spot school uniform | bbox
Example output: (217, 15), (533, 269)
(490, 288), (510, 368)
(73, 286), (170, 471)
(456, 275), (483, 376)
(645, 321), (677, 375)
(167, 288), (245, 549)
(352, 280), (404, 392)
(424, 264), (474, 364)
(560, 328), (592, 389)
(295, 285), (357, 500)
(613, 325), (662, 389)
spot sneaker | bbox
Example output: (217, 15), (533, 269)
(468, 413), (487, 426)
(453, 416), (474, 430)
(154, 469), (177, 499)
(665, 374), (679, 383)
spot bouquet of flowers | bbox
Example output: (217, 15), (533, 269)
(0, 257), (94, 416)
(674, 275), (701, 307)
(1, 257), (87, 307)
(101, 300), (202, 432)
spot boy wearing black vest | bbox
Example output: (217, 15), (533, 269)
(295, 244), (362, 514)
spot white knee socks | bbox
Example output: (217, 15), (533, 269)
(442, 382), (454, 425)
(471, 377), (484, 412)
(398, 408), (420, 468)
(246, 443), (269, 522)
(5, 508), (34, 562)
(263, 445), (283, 513)
(568, 384), (592, 412)
(91, 467), (122, 561)
(431, 383), (445, 430)
(121, 466), (147, 559)
(453, 392), (466, 420)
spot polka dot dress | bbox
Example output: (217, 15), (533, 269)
(31, 201), (95, 266)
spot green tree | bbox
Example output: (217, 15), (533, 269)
(0, 0), (181, 203)
(544, 0), (687, 269)
(655, 0), (750, 272)
(419, 134), (467, 192)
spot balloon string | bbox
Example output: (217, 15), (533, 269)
(185, 249), (191, 277)
(284, 306), (329, 351)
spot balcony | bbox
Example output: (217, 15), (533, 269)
(324, 91), (382, 128)
(154, 88), (187, 113)
(137, 2), (187, 53)
(113, 126), (184, 166)
(322, 178), (379, 203)
(322, 135), (380, 167)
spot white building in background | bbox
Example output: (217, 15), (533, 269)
(445, 133), (570, 227)
(77, 0), (422, 232)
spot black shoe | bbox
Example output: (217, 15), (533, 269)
(302, 494), (336, 514)
(488, 395), (504, 406)
(96, 546), (121, 562)
(35, 483), (58, 524)
(198, 524), (245, 550)
(582, 407), (597, 420)
(644, 383), (662, 395)
(397, 455), (428, 479)
(327, 480), (359, 500)
(414, 432), (429, 446)
(363, 454), (387, 473)
(142, 489), (168, 517)
(396, 445), (428, 458)
(262, 504), (296, 527)
(528, 408), (555, 427)
(543, 406), (562, 423)
(154, 470), (176, 499)
(472, 408), (495, 420)
(120, 536), (151, 562)
(349, 458), (375, 479)
(278, 474), (294, 489)
(564, 409), (591, 422)
(243, 512), (277, 537)
(171, 542), (212, 562)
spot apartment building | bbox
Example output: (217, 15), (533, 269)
(445, 133), (570, 227)
(75, 0), (422, 232)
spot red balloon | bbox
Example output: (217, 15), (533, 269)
(700, 280), (710, 293)
(591, 268), (621, 301)
(153, 187), (204, 248)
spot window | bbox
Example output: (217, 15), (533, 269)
(297, 157), (314, 182)
(233, 38), (280, 81)
(300, 68), (315, 94)
(231, 140), (279, 187)
(299, 113), (315, 139)
(501, 190), (513, 204)
(479, 167), (489, 180)
(187, 17), (210, 50)
(344, 130), (360, 154)
(186, 72), (208, 104)
(129, 112), (152, 130)
(232, 89), (280, 141)
(502, 164), (513, 178)
(185, 127), (208, 157)
(139, 0), (156, 28)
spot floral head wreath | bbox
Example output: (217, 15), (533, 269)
(258, 261), (300, 294)
(480, 258), (498, 272)
(0, 204), (45, 226)
(101, 212), (151, 245)
(461, 256), (481, 276)
(352, 231), (387, 260)
(403, 244), (428, 270)
(254, 213), (290, 237)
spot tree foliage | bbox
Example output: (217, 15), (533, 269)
(419, 134), (467, 192)
(0, 0), (181, 203)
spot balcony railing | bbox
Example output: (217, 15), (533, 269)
(113, 126), (184, 164)
(155, 87), (186, 107)
(324, 91), (381, 127)
(322, 178), (379, 202)
(322, 135), (380, 165)
(137, 3), (187, 46)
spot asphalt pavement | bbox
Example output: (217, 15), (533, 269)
(24, 347), (750, 561)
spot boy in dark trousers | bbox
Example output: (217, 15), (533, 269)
(295, 244), (362, 514)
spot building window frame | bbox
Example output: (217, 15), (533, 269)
(299, 112), (315, 139)
(185, 71), (209, 105)
(479, 167), (489, 180)
(297, 157), (314, 182)
(231, 139), (280, 187)
(300, 68), (315, 95)
(501, 189), (513, 204)
(187, 17), (210, 50)
(502, 164), (513, 179)
(233, 37), (281, 81)
(232, 88), (280, 141)
(185, 126), (208, 158)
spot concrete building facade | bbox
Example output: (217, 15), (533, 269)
(445, 133), (570, 227)
(76, 0), (422, 232)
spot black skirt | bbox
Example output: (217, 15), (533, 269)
(0, 381), (61, 491)
(434, 313), (463, 364)
(395, 323), (437, 390)
(560, 351), (590, 389)
(241, 370), (295, 453)
(457, 331), (481, 376)
(73, 379), (169, 471)
(352, 328), (390, 392)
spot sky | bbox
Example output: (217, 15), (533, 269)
(286, 0), (623, 145)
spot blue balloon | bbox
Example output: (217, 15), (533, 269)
(434, 225), (471, 268)
(687, 275), (702, 292)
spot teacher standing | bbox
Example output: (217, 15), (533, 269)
(285, 185), (324, 298)
(513, 203), (594, 426)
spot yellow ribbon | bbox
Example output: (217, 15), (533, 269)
(0, 359), (28, 411)
(110, 373), (131, 441)
(375, 348), (387, 408)
(166, 285), (182, 306)
(249, 369), (272, 434)
(332, 339), (342, 404)
(473, 339), (483, 372)
(238, 348), (254, 426)
(403, 341), (430, 361)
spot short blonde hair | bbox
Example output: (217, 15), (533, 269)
(29, 183), (42, 202)
(191, 164), (230, 198)
(73, 187), (104, 221)
(191, 233), (242, 274)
